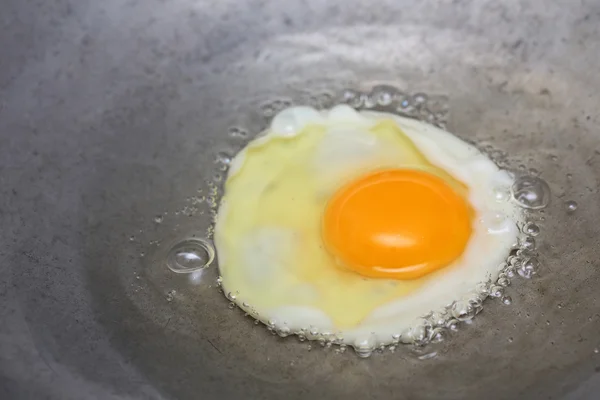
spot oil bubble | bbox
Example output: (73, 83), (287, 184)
(362, 94), (377, 109)
(446, 318), (459, 331)
(342, 89), (363, 109)
(511, 176), (551, 209)
(520, 236), (536, 251)
(370, 85), (397, 106)
(341, 89), (360, 106)
(412, 93), (428, 105)
(518, 257), (538, 279)
(166, 239), (215, 273)
(166, 289), (176, 302)
(523, 222), (540, 236)
(417, 351), (437, 360)
(398, 97), (413, 110)
(489, 285), (504, 298)
(452, 301), (475, 321)
(229, 127), (248, 138)
(215, 151), (232, 165)
(565, 200), (578, 213)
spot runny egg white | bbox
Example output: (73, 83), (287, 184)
(214, 105), (523, 350)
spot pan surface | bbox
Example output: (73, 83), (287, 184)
(2, 0), (600, 399)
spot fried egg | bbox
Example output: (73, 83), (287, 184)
(214, 105), (522, 350)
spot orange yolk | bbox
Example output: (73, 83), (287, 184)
(322, 169), (472, 280)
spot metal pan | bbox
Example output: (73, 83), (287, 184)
(1, 0), (599, 399)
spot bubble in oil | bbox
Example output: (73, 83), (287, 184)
(166, 289), (176, 302)
(372, 89), (393, 106)
(511, 176), (551, 209)
(228, 127), (248, 138)
(341, 89), (363, 109)
(520, 236), (536, 251)
(412, 93), (428, 105)
(565, 200), (578, 213)
(398, 97), (413, 111)
(362, 94), (377, 109)
(352, 335), (376, 358)
(215, 151), (232, 165)
(523, 222), (540, 236)
(166, 239), (215, 273)
(417, 351), (438, 360)
(518, 257), (539, 279)
(451, 301), (475, 321)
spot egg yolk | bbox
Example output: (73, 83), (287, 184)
(322, 169), (472, 280)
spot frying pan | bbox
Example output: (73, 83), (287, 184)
(2, 0), (600, 399)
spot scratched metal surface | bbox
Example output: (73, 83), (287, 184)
(1, 0), (600, 399)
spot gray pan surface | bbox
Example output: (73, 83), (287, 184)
(1, 0), (600, 399)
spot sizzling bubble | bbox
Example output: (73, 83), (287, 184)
(166, 239), (215, 273)
(417, 351), (438, 360)
(353, 335), (376, 358)
(517, 257), (539, 279)
(565, 200), (578, 213)
(215, 151), (232, 165)
(166, 289), (176, 302)
(520, 236), (536, 251)
(229, 127), (248, 138)
(511, 176), (551, 209)
(523, 222), (540, 236)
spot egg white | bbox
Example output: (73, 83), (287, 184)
(215, 105), (522, 349)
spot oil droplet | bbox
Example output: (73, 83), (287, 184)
(520, 236), (536, 251)
(215, 151), (232, 165)
(412, 93), (428, 105)
(372, 89), (393, 106)
(417, 351), (437, 360)
(565, 200), (578, 213)
(594, 348), (599, 354)
(166, 290), (176, 302)
(166, 239), (215, 273)
(508, 337), (514, 343)
(511, 176), (551, 209)
(229, 127), (248, 138)
(523, 222), (540, 236)
(129, 235), (135, 241)
(154, 215), (163, 224)
(502, 296), (512, 305)
(362, 94), (377, 109)
(566, 173), (573, 181)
